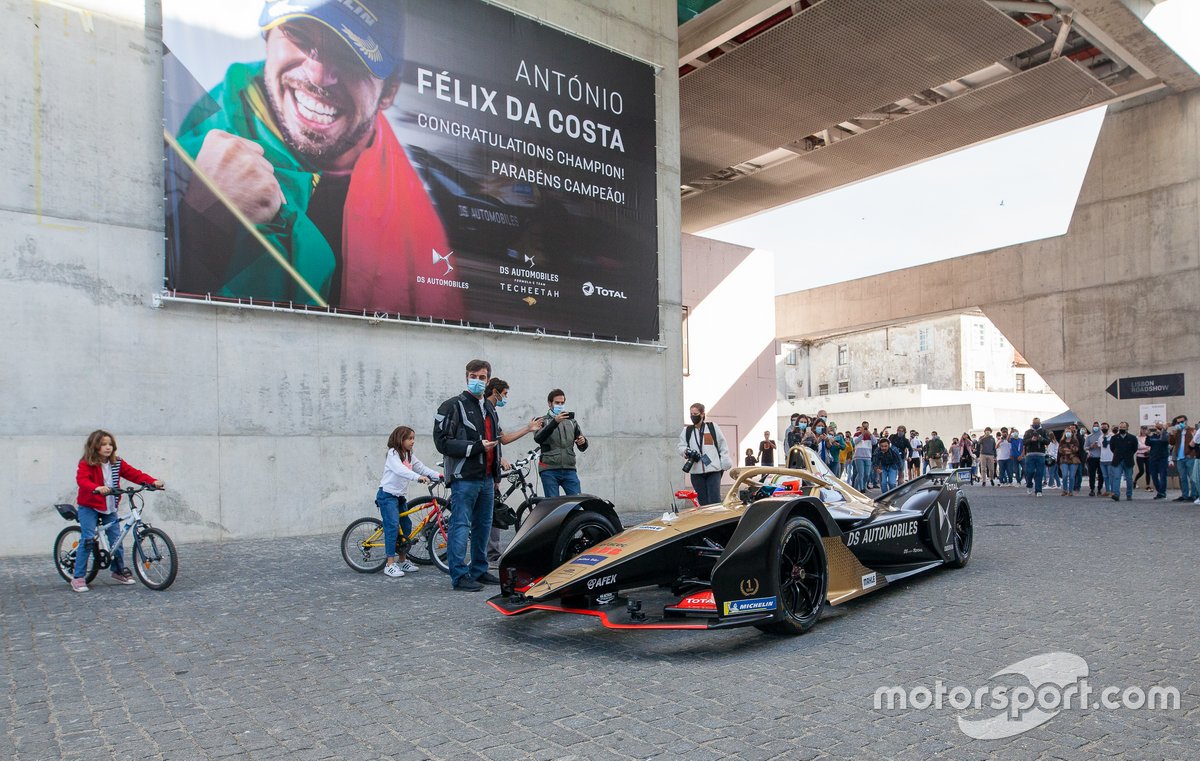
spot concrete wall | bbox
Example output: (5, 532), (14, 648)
(777, 88), (1200, 428)
(681, 233), (777, 475)
(1, 1), (682, 555)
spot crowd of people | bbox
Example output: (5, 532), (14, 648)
(745, 411), (1200, 502)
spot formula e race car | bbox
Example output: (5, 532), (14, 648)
(488, 446), (974, 634)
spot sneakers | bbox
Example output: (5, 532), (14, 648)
(383, 563), (405, 578)
(70, 578), (89, 593)
(111, 569), (135, 585)
(453, 578), (483, 591)
(1026, 488), (1033, 495)
(476, 572), (502, 585)
(1111, 493), (1120, 502)
(1035, 492), (1042, 497)
(397, 560), (419, 573)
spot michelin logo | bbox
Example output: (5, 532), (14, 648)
(723, 596), (777, 616)
(581, 281), (627, 299)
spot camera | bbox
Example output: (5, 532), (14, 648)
(681, 448), (702, 473)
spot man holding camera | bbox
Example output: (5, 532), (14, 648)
(534, 389), (588, 497)
(678, 403), (733, 506)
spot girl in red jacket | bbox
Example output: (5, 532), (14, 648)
(71, 430), (164, 592)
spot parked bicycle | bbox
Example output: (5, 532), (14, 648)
(53, 485), (178, 590)
(340, 480), (451, 573)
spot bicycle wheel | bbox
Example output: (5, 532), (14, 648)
(427, 509), (464, 575)
(132, 527), (178, 590)
(404, 497), (449, 565)
(53, 526), (98, 584)
(340, 518), (387, 573)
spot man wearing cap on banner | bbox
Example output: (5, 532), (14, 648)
(170, 0), (461, 318)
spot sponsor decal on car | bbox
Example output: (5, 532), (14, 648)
(845, 520), (918, 547)
(629, 525), (665, 532)
(739, 578), (760, 596)
(861, 572), (877, 590)
(586, 574), (617, 590)
(723, 596), (777, 616)
(571, 554), (606, 566)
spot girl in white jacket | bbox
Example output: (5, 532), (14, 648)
(377, 426), (441, 578)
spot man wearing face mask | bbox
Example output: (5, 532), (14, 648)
(1108, 422), (1138, 501)
(888, 426), (913, 484)
(535, 389), (588, 498)
(924, 432), (946, 471)
(1084, 421), (1106, 497)
(1021, 418), (1051, 496)
(1145, 421), (1171, 499)
(434, 359), (502, 591)
(1098, 422), (1115, 497)
(678, 403), (732, 505)
(484, 379), (543, 563)
(1167, 415), (1196, 502)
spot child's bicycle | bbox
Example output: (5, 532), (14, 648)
(53, 485), (179, 590)
(340, 480), (451, 573)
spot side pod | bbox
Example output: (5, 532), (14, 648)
(709, 497), (837, 618)
(497, 494), (623, 582)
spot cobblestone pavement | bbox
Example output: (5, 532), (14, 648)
(2, 486), (1197, 760)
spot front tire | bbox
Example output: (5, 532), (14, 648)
(341, 518), (388, 573)
(54, 526), (98, 584)
(756, 516), (827, 635)
(950, 498), (973, 568)
(132, 527), (178, 590)
(552, 511), (617, 565)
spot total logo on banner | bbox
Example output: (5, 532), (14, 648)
(581, 281), (627, 299)
(723, 596), (777, 616)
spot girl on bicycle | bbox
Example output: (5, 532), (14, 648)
(72, 430), (164, 592)
(377, 426), (441, 578)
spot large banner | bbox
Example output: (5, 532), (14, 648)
(163, 0), (659, 341)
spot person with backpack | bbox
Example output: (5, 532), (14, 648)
(433, 359), (503, 592)
(677, 403), (732, 506)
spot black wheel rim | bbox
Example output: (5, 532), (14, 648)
(779, 529), (825, 623)
(560, 522), (611, 561)
(955, 504), (973, 558)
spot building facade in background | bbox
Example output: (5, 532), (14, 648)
(778, 311), (1067, 435)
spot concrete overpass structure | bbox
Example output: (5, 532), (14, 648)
(676, 0), (1199, 424)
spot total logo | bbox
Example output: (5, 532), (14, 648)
(581, 281), (627, 299)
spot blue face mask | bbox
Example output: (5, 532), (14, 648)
(1179, 422), (1188, 430)
(551, 405), (564, 415)
(496, 398), (507, 408)
(798, 423), (807, 430)
(467, 378), (486, 396)
(1093, 426), (1100, 432)
(815, 426), (824, 433)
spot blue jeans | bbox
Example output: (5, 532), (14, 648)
(540, 468), (581, 497)
(853, 459), (871, 491)
(879, 466), (899, 493)
(1024, 454), (1047, 494)
(375, 488), (411, 559)
(1148, 458), (1168, 497)
(1060, 463), (1079, 494)
(689, 471), (723, 506)
(1178, 458), (1196, 499)
(448, 478), (493, 586)
(998, 459), (1012, 484)
(1110, 462), (1134, 498)
(1100, 463), (1115, 493)
(1044, 460), (1059, 487)
(74, 505), (124, 578)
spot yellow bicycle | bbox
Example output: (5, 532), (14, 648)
(340, 482), (450, 573)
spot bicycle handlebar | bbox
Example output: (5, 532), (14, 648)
(93, 484), (160, 495)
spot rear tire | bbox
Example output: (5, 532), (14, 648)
(950, 498), (973, 568)
(132, 527), (179, 590)
(404, 497), (448, 566)
(756, 516), (827, 635)
(552, 511), (617, 565)
(341, 518), (387, 573)
(54, 526), (98, 583)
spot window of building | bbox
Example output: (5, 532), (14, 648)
(975, 371), (986, 390)
(786, 347), (797, 366)
(837, 344), (848, 365)
(818, 383), (829, 395)
(974, 324), (986, 348)
(918, 328), (930, 353)
(837, 381), (849, 394)
(1015, 373), (1026, 392)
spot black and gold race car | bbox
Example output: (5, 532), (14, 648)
(488, 446), (974, 634)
